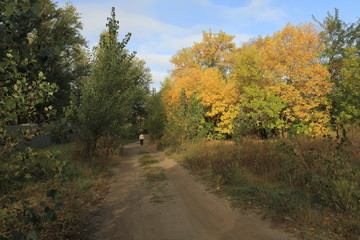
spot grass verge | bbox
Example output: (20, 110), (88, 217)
(172, 135), (359, 240)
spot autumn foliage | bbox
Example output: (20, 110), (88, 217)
(162, 24), (335, 139)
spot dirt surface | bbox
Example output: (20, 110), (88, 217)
(89, 140), (296, 240)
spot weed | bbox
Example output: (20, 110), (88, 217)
(139, 155), (158, 166)
(143, 166), (167, 182)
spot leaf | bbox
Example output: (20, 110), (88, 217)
(8, 112), (18, 121)
(4, 98), (16, 110)
(38, 71), (45, 79)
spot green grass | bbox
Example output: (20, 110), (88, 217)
(143, 166), (167, 182)
(139, 154), (158, 166)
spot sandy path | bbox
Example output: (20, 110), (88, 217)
(89, 141), (296, 240)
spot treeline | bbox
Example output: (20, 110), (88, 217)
(151, 9), (359, 143)
(1, 1), (150, 239)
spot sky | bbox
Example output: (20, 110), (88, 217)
(56, 0), (359, 90)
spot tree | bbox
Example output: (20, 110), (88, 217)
(74, 7), (150, 153)
(164, 31), (238, 139)
(313, 9), (359, 82)
(127, 58), (152, 134)
(0, 0), (86, 120)
(171, 30), (235, 79)
(145, 89), (166, 140)
(162, 88), (205, 146)
(261, 23), (332, 136)
(232, 42), (286, 138)
(314, 9), (360, 131)
(0, 1), (59, 198)
(334, 47), (360, 127)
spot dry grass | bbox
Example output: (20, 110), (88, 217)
(176, 128), (360, 240)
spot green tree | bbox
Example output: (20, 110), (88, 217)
(128, 58), (152, 135)
(235, 84), (287, 139)
(0, 0), (86, 120)
(314, 9), (360, 132)
(75, 7), (150, 153)
(145, 89), (166, 140)
(171, 30), (235, 79)
(0, 1), (58, 197)
(335, 47), (360, 126)
(163, 89), (205, 146)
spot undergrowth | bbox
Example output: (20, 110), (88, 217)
(171, 131), (360, 240)
(0, 141), (119, 240)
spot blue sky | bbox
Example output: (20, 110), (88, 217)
(56, 0), (359, 89)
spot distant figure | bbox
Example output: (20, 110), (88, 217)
(139, 133), (144, 145)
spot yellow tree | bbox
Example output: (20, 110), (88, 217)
(162, 67), (239, 137)
(163, 30), (238, 138)
(262, 23), (333, 136)
(171, 30), (235, 79)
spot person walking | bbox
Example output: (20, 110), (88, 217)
(139, 133), (144, 145)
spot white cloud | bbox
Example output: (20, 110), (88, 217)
(136, 53), (172, 70)
(232, 0), (286, 22)
(116, 10), (183, 39)
(234, 33), (254, 45)
(151, 71), (168, 89)
(160, 33), (204, 52)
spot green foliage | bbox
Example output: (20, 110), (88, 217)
(0, 195), (58, 240)
(0, 0), (86, 117)
(0, 143), (117, 239)
(333, 47), (360, 127)
(234, 84), (287, 139)
(161, 89), (206, 148)
(73, 7), (150, 154)
(314, 9), (360, 130)
(145, 89), (166, 140)
(0, 146), (65, 239)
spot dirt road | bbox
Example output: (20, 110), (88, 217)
(89, 141), (296, 240)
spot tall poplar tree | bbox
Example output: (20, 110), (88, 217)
(75, 7), (151, 153)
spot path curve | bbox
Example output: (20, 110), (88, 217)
(89, 141), (296, 240)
